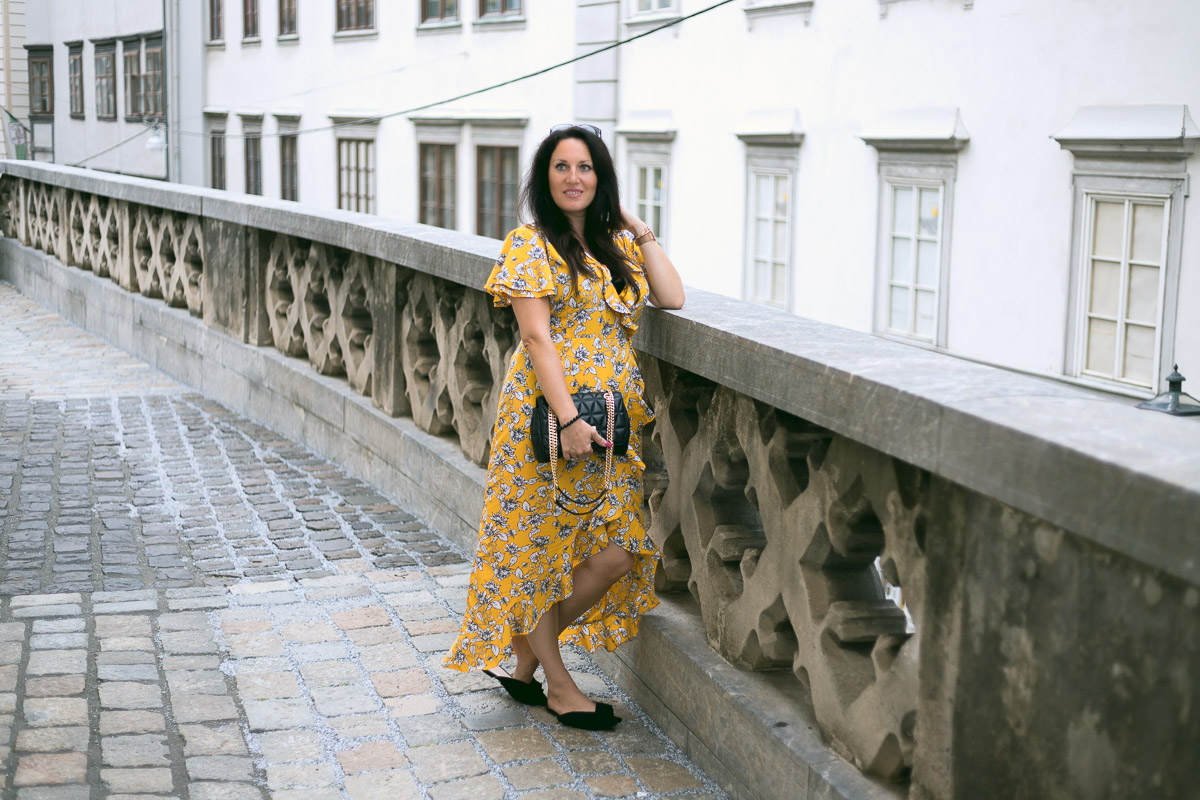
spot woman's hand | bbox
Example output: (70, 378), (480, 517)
(559, 417), (610, 461)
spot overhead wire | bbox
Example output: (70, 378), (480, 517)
(138, 0), (733, 144)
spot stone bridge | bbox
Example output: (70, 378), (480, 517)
(0, 160), (1197, 800)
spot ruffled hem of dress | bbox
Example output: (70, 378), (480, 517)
(441, 545), (660, 673)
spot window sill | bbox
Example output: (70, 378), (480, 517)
(333, 28), (379, 41)
(745, 1), (813, 29)
(417, 19), (462, 35)
(124, 115), (144, 123)
(96, 116), (117, 123)
(69, 113), (85, 120)
(277, 33), (299, 44)
(241, 36), (262, 47)
(473, 15), (526, 32)
(206, 39), (225, 50)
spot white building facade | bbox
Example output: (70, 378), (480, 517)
(21, 0), (203, 182)
(199, 0), (1198, 401)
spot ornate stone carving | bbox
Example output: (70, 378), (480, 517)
(129, 204), (203, 315)
(66, 192), (119, 278)
(640, 357), (925, 779)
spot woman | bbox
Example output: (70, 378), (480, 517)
(444, 125), (684, 730)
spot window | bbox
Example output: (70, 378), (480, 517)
(143, 40), (163, 117)
(632, 0), (672, 12)
(243, 0), (259, 38)
(620, 121), (674, 244)
(746, 169), (791, 308)
(476, 146), (518, 239)
(1077, 195), (1168, 388)
(338, 139), (375, 213)
(210, 0), (223, 40)
(478, 0), (521, 17)
(281, 134), (299, 201)
(422, 0), (458, 22)
(633, 165), (666, 241)
(1055, 104), (1194, 394)
(862, 108), (965, 346)
(28, 49), (53, 115)
(68, 46), (83, 117)
(123, 41), (142, 119)
(279, 0), (297, 35)
(337, 0), (374, 31)
(244, 130), (262, 195)
(420, 143), (456, 229)
(95, 45), (116, 120)
(883, 183), (942, 340)
(211, 131), (227, 190)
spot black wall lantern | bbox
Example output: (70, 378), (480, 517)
(1137, 365), (1200, 417)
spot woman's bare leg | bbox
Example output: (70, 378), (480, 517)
(513, 545), (635, 703)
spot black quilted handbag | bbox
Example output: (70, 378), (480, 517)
(530, 391), (630, 463)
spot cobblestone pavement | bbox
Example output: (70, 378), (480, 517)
(0, 283), (728, 799)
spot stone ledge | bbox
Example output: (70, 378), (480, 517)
(3, 160), (1195, 584)
(592, 594), (902, 800)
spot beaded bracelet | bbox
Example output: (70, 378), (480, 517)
(559, 412), (584, 431)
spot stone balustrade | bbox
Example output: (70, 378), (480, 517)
(2, 160), (1197, 800)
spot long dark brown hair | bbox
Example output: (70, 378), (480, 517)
(520, 127), (641, 301)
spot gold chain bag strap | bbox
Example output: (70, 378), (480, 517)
(547, 390), (615, 517)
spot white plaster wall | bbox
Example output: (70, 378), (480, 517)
(25, 0), (169, 178)
(618, 0), (1200, 393)
(204, 3), (576, 227)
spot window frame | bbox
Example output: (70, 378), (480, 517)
(623, 136), (673, 248)
(280, 132), (299, 201)
(67, 45), (84, 118)
(123, 39), (142, 121)
(478, 0), (521, 18)
(421, 0), (459, 23)
(740, 141), (800, 311)
(279, 0), (298, 36)
(336, 0), (376, 32)
(94, 43), (117, 121)
(337, 137), (376, 214)
(27, 47), (53, 117)
(1068, 183), (1179, 394)
(142, 39), (164, 118)
(475, 144), (519, 239)
(1055, 105), (1194, 397)
(871, 160), (957, 348)
(210, 0), (224, 41)
(242, 116), (263, 196)
(420, 142), (457, 230)
(243, 0), (260, 40)
(210, 129), (227, 190)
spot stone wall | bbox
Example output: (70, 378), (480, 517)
(2, 160), (1198, 800)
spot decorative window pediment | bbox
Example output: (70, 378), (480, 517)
(861, 108), (969, 156)
(1053, 104), (1199, 162)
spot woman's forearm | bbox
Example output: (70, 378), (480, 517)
(524, 337), (577, 423)
(639, 240), (685, 309)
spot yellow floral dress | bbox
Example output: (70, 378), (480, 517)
(444, 224), (660, 672)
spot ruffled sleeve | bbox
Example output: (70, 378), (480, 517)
(603, 231), (651, 333)
(484, 225), (556, 308)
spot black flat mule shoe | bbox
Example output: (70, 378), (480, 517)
(483, 668), (548, 706)
(554, 704), (622, 731)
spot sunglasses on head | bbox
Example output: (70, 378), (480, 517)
(550, 123), (602, 138)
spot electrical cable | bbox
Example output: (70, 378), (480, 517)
(164, 0), (734, 140)
(69, 125), (153, 167)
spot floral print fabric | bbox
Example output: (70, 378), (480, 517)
(444, 225), (660, 672)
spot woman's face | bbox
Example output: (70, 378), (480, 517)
(547, 137), (597, 218)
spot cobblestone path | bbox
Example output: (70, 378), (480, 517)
(0, 283), (727, 800)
